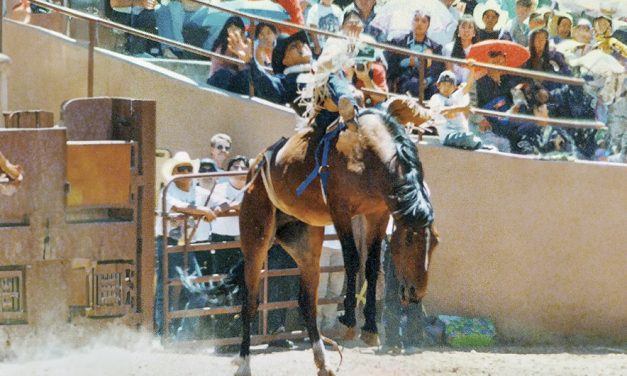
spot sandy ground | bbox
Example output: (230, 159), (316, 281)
(0, 328), (625, 376)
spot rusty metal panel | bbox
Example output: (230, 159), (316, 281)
(66, 142), (132, 208)
(88, 261), (135, 318)
(0, 267), (27, 324)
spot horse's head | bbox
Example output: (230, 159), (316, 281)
(389, 223), (439, 304)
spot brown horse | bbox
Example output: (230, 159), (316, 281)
(235, 111), (439, 376)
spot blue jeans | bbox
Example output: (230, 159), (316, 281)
(154, 236), (199, 336)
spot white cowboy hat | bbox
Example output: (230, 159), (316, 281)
(473, 0), (508, 31)
(161, 151), (194, 182)
(549, 11), (574, 37)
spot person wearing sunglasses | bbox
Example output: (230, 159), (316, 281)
(154, 151), (216, 336)
(208, 133), (232, 170)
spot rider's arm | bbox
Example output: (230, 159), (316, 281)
(249, 60), (288, 104)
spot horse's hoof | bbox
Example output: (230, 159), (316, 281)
(317, 368), (336, 376)
(233, 355), (251, 376)
(360, 330), (380, 347)
(342, 326), (357, 341)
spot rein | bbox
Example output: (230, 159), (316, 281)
(295, 119), (344, 203)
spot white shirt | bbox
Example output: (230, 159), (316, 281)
(306, 3), (343, 47)
(429, 87), (470, 141)
(209, 181), (245, 237)
(443, 42), (471, 84)
(155, 182), (200, 240)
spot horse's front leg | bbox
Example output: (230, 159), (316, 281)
(330, 214), (360, 340)
(359, 214), (388, 346)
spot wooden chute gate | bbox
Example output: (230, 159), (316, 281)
(0, 97), (155, 332)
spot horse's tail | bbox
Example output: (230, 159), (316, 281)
(320, 334), (343, 372)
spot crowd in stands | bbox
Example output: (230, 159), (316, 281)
(97, 0), (626, 161)
(13, 0), (624, 160)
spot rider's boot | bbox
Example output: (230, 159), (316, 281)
(339, 96), (359, 131)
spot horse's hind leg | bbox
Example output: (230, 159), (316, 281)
(359, 214), (389, 346)
(235, 180), (276, 376)
(275, 220), (334, 376)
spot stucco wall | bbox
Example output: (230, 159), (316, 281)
(3, 19), (294, 159)
(418, 147), (627, 343)
(4, 20), (627, 343)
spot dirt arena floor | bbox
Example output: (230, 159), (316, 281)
(0, 327), (625, 376)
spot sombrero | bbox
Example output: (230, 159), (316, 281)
(473, 0), (508, 31)
(467, 40), (530, 68)
(161, 151), (194, 182)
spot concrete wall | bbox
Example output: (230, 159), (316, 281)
(3, 19), (294, 159)
(418, 148), (627, 343)
(4, 20), (627, 343)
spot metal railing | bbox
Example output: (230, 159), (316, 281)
(160, 171), (344, 346)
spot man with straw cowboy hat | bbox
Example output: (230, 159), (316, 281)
(154, 151), (216, 336)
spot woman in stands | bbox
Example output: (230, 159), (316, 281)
(524, 28), (570, 90)
(443, 15), (480, 84)
(207, 16), (250, 94)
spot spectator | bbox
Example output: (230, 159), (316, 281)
(343, 0), (380, 40)
(523, 28), (570, 89)
(444, 15), (480, 84)
(108, 0), (159, 55)
(572, 18), (593, 45)
(306, 0), (343, 56)
(338, 11), (388, 107)
(429, 70), (482, 150)
(527, 7), (552, 32)
(208, 133), (232, 171)
(385, 10), (445, 99)
(155, 0), (208, 59)
(208, 155), (249, 266)
(207, 16), (250, 95)
(254, 22), (278, 67)
(556, 18), (594, 61)
(317, 225), (344, 333)
(0, 151), (23, 197)
(473, 0), (512, 42)
(193, 158), (220, 267)
(592, 15), (627, 58)
(348, 44), (389, 107)
(474, 50), (522, 151)
(154, 151), (216, 336)
(506, 0), (536, 46)
(549, 11), (572, 44)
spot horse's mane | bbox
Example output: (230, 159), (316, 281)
(364, 110), (434, 227)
